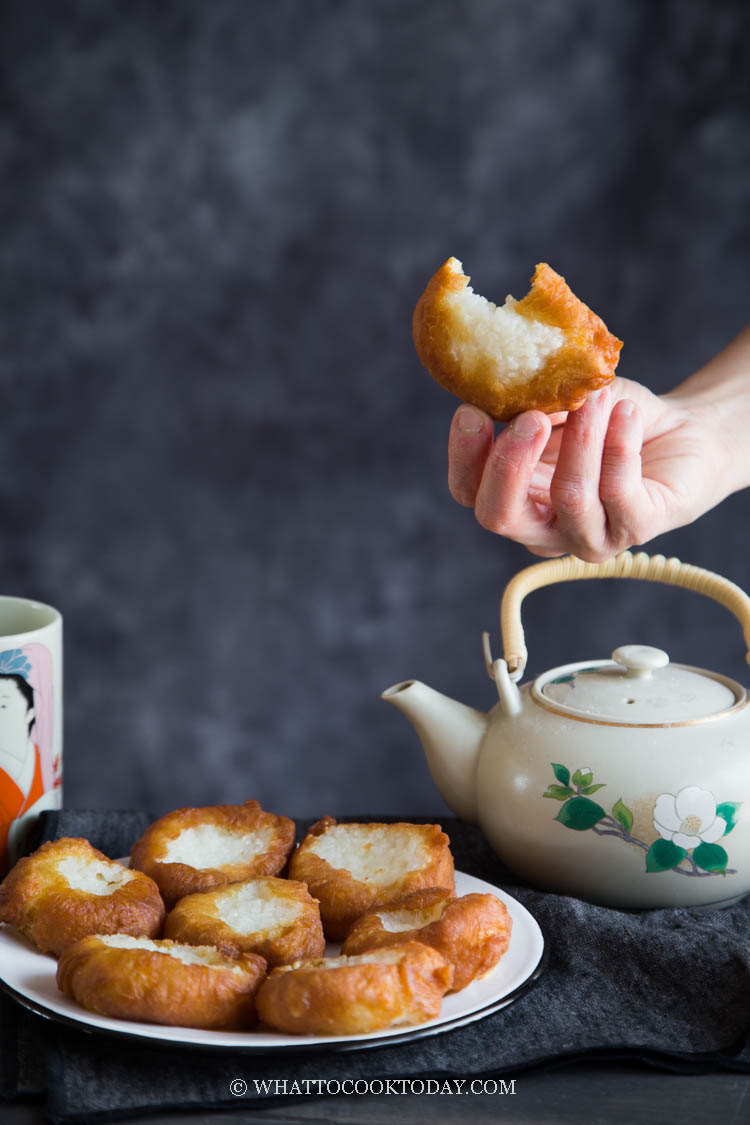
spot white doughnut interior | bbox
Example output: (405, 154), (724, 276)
(306, 825), (430, 885)
(161, 824), (275, 868)
(57, 856), (136, 896)
(213, 881), (303, 935)
(447, 259), (564, 377)
(376, 900), (447, 933)
(99, 934), (246, 973)
(285, 948), (408, 972)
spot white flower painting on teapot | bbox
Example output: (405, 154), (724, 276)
(543, 765), (742, 878)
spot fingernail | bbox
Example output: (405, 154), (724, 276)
(509, 413), (541, 440)
(457, 405), (485, 434)
(619, 399), (635, 417)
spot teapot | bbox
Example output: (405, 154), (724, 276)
(383, 551), (750, 909)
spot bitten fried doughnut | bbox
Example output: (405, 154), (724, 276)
(163, 876), (325, 967)
(0, 837), (165, 957)
(255, 942), (453, 1035)
(57, 934), (266, 1029)
(130, 800), (295, 908)
(341, 888), (512, 991)
(413, 258), (622, 421)
(288, 817), (454, 941)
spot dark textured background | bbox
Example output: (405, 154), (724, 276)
(1, 0), (748, 818)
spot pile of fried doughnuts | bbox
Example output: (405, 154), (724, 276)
(0, 800), (513, 1035)
(413, 258), (622, 421)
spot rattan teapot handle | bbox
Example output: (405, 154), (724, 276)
(498, 551), (750, 681)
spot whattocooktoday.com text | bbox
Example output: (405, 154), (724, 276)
(229, 1077), (517, 1097)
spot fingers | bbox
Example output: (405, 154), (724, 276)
(447, 391), (653, 561)
(448, 405), (494, 505)
(474, 411), (566, 551)
(599, 399), (647, 544)
(549, 389), (613, 560)
(547, 392), (650, 561)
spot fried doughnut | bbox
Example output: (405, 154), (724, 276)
(163, 876), (325, 967)
(57, 933), (266, 1029)
(341, 888), (512, 991)
(256, 941), (453, 1035)
(130, 800), (295, 908)
(413, 258), (622, 421)
(0, 837), (164, 957)
(288, 818), (454, 941)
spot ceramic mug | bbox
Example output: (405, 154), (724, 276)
(0, 596), (62, 873)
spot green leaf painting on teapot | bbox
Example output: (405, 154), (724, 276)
(543, 763), (741, 878)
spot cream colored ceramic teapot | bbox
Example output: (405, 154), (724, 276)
(383, 552), (750, 909)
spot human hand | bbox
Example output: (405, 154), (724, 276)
(447, 338), (749, 563)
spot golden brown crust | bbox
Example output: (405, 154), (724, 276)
(255, 942), (453, 1035)
(288, 819), (454, 941)
(129, 800), (296, 909)
(163, 877), (325, 967)
(56, 935), (266, 1029)
(341, 886), (452, 955)
(0, 838), (165, 957)
(342, 891), (512, 991)
(413, 259), (622, 421)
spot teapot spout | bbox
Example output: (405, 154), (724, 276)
(382, 680), (488, 823)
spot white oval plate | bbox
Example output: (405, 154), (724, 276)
(0, 869), (545, 1053)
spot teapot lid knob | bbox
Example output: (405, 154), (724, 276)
(612, 644), (670, 678)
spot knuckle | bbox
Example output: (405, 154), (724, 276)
(599, 477), (628, 505)
(599, 452), (634, 501)
(572, 544), (610, 564)
(620, 518), (647, 548)
(600, 447), (631, 476)
(487, 440), (528, 476)
(551, 476), (590, 516)
(604, 516), (639, 553)
(487, 453), (519, 480)
(614, 534), (638, 554)
(474, 506), (511, 536)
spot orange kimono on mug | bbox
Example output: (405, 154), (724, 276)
(0, 672), (45, 872)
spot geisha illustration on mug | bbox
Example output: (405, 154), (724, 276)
(0, 646), (61, 871)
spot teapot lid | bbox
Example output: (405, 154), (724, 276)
(534, 645), (744, 726)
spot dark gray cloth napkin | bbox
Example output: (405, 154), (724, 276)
(1, 809), (749, 1123)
